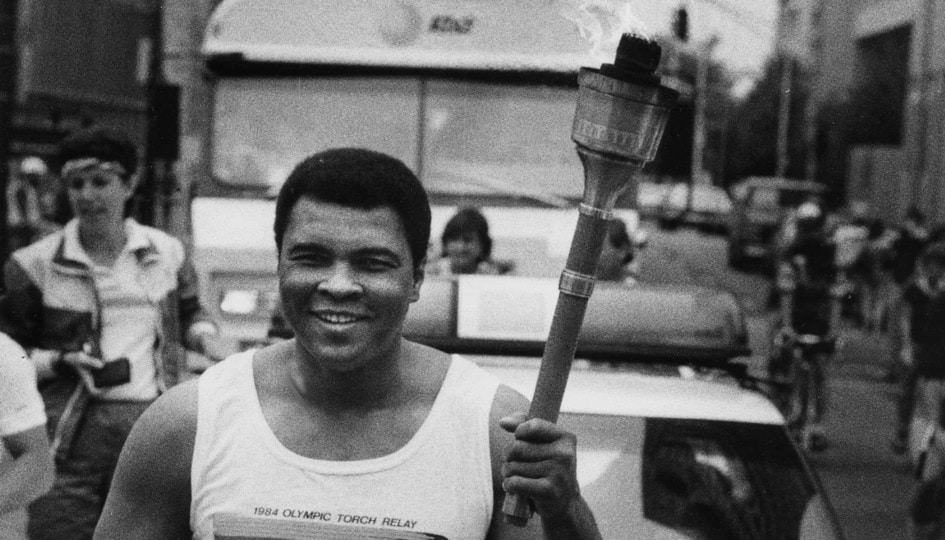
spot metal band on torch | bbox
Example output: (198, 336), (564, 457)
(559, 270), (596, 298)
(578, 203), (613, 221)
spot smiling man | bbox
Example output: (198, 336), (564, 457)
(95, 148), (601, 540)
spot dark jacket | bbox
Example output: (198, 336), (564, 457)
(0, 219), (212, 463)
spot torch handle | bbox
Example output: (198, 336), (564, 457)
(503, 210), (610, 526)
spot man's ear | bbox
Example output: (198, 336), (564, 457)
(410, 257), (426, 302)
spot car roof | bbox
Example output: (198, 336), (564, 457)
(736, 176), (827, 192)
(472, 356), (785, 425)
(406, 279), (751, 363)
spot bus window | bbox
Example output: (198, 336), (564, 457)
(422, 81), (583, 203)
(211, 77), (422, 194)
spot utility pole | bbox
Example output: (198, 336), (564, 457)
(912, 0), (937, 214)
(0, 0), (19, 266)
(140, 0), (180, 230)
(775, 55), (793, 179)
(691, 36), (719, 187)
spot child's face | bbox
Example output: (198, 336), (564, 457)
(445, 232), (484, 274)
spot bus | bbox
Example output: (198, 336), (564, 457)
(193, 0), (655, 352)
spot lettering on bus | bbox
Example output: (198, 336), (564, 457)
(428, 15), (474, 34)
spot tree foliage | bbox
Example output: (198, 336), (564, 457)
(723, 55), (809, 184)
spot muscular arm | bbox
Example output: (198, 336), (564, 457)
(486, 384), (602, 540)
(94, 380), (198, 539)
(0, 425), (54, 514)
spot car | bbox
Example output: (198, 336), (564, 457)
(656, 183), (733, 234)
(636, 181), (671, 218)
(727, 177), (828, 270)
(403, 276), (845, 539)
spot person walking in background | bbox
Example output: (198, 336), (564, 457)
(910, 397), (945, 539)
(428, 207), (512, 276)
(892, 242), (945, 455)
(0, 332), (55, 540)
(0, 127), (220, 539)
(596, 217), (644, 285)
(5, 156), (61, 252)
(771, 200), (840, 451)
(892, 207), (930, 287)
(95, 148), (602, 539)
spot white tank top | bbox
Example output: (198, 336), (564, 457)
(191, 351), (500, 540)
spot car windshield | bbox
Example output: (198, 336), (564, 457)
(561, 413), (837, 539)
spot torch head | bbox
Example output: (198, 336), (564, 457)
(572, 34), (679, 210)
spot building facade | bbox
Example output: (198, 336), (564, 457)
(781, 0), (945, 224)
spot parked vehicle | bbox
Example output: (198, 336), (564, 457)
(405, 276), (845, 539)
(728, 177), (828, 270)
(656, 183), (733, 234)
(636, 181), (671, 218)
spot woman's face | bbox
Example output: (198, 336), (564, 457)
(444, 232), (484, 274)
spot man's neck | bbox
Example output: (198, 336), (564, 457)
(288, 342), (409, 411)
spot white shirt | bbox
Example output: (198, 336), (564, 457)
(62, 221), (160, 400)
(0, 333), (47, 539)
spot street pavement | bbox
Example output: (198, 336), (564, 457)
(813, 325), (914, 540)
(637, 224), (917, 539)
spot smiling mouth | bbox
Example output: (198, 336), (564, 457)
(313, 311), (367, 325)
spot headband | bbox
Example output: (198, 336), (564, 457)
(61, 158), (128, 178)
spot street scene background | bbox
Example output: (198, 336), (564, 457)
(639, 223), (914, 540)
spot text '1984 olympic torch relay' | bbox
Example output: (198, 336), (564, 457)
(503, 33), (679, 525)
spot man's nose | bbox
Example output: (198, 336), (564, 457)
(317, 263), (362, 297)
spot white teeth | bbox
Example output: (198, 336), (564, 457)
(318, 312), (359, 324)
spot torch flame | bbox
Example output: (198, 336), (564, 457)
(559, 0), (651, 64)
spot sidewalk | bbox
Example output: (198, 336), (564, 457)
(811, 326), (915, 540)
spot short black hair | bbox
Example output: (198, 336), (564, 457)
(57, 127), (138, 180)
(441, 207), (492, 259)
(921, 241), (945, 266)
(274, 148), (431, 269)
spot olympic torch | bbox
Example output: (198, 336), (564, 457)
(502, 33), (679, 525)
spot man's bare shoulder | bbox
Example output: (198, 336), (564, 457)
(120, 379), (200, 470)
(94, 380), (200, 538)
(147, 378), (199, 432)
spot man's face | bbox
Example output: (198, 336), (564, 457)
(278, 198), (423, 371)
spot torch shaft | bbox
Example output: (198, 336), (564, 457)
(529, 210), (609, 422)
(503, 210), (609, 525)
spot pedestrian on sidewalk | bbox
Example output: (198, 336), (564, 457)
(910, 397), (945, 539)
(0, 332), (55, 540)
(0, 127), (220, 539)
(892, 242), (945, 454)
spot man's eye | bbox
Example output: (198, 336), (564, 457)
(359, 257), (397, 271)
(288, 251), (330, 265)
